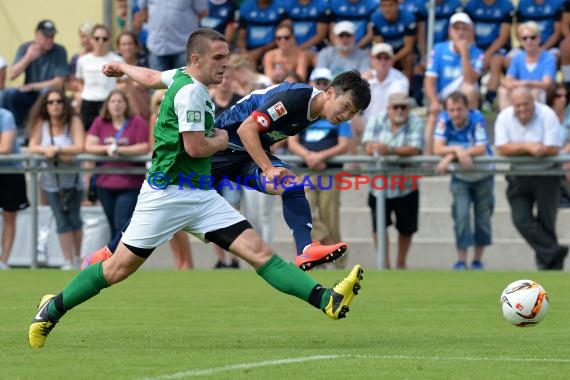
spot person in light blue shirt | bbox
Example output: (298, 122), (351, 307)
(434, 92), (493, 271)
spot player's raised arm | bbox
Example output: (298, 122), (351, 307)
(102, 61), (167, 90)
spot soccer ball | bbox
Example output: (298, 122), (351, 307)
(500, 279), (549, 327)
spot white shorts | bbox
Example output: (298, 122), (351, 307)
(122, 181), (246, 248)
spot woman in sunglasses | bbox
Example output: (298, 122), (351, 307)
(498, 21), (556, 110)
(27, 90), (85, 269)
(262, 22), (309, 84)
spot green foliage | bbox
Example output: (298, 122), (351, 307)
(1, 270), (569, 380)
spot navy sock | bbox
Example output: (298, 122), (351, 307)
(281, 185), (312, 253)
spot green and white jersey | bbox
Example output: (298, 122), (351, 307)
(149, 68), (216, 189)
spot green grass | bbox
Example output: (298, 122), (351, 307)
(1, 269), (569, 380)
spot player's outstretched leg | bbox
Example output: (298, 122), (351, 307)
(28, 294), (58, 348)
(295, 241), (348, 271)
(80, 245), (113, 269)
(322, 264), (364, 320)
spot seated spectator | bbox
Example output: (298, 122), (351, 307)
(362, 92), (424, 269)
(424, 12), (483, 154)
(463, 0), (514, 110)
(328, 0), (377, 48)
(27, 90), (85, 270)
(497, 22), (556, 111)
(434, 92), (494, 270)
(200, 0), (238, 45)
(0, 108), (30, 269)
(229, 54), (272, 96)
(3, 20), (69, 139)
(281, 0), (329, 53)
(236, 0), (286, 66)
(116, 31), (151, 120)
(515, 0), (562, 53)
(288, 67), (351, 269)
(545, 83), (570, 207)
(67, 21), (95, 114)
(85, 89), (149, 239)
(315, 21), (370, 76)
(370, 0), (416, 81)
(262, 22), (309, 83)
(495, 87), (567, 270)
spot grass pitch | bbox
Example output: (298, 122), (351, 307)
(1, 269), (569, 380)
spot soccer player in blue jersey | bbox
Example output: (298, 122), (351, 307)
(28, 28), (366, 349)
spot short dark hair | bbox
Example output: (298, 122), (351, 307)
(186, 28), (227, 64)
(329, 69), (371, 111)
(445, 91), (468, 107)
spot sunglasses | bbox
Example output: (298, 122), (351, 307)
(375, 54), (391, 61)
(391, 104), (409, 111)
(276, 35), (291, 41)
(94, 36), (109, 42)
(521, 35), (537, 41)
(47, 99), (64, 105)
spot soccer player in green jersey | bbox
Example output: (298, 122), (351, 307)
(28, 28), (364, 349)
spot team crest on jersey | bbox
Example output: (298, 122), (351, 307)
(186, 110), (201, 123)
(267, 101), (287, 121)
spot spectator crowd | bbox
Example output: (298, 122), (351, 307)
(1, 0), (570, 271)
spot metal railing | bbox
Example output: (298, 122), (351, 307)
(1, 152), (570, 269)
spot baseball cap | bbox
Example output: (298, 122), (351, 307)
(36, 20), (57, 37)
(388, 92), (415, 107)
(309, 67), (333, 82)
(370, 43), (394, 57)
(449, 12), (472, 27)
(333, 21), (356, 36)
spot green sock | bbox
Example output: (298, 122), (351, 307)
(256, 255), (321, 302)
(47, 262), (109, 319)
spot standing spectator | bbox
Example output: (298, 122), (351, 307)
(76, 24), (123, 131)
(3, 20), (68, 137)
(315, 21), (370, 76)
(0, 108), (30, 269)
(545, 83), (570, 207)
(497, 22), (556, 111)
(288, 67), (351, 268)
(328, 0), (377, 48)
(85, 89), (149, 239)
(362, 92), (423, 269)
(434, 92), (494, 270)
(424, 12), (483, 155)
(236, 0), (286, 66)
(148, 90), (193, 270)
(116, 31), (151, 120)
(27, 90), (85, 270)
(262, 22), (309, 83)
(495, 87), (568, 270)
(138, 0), (209, 70)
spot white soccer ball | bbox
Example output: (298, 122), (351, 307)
(500, 279), (549, 327)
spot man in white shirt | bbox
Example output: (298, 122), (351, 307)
(495, 87), (567, 270)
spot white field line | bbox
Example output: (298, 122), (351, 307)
(139, 353), (570, 379)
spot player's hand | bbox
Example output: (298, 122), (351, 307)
(212, 128), (228, 151)
(264, 166), (295, 183)
(102, 61), (125, 77)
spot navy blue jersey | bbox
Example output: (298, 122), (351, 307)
(516, 0), (564, 45)
(328, 0), (378, 44)
(238, 0), (287, 49)
(200, 0), (237, 35)
(215, 82), (320, 151)
(282, 0), (331, 47)
(464, 0), (514, 50)
(370, 8), (416, 52)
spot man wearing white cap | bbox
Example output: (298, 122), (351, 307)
(423, 12), (484, 154)
(316, 21), (370, 76)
